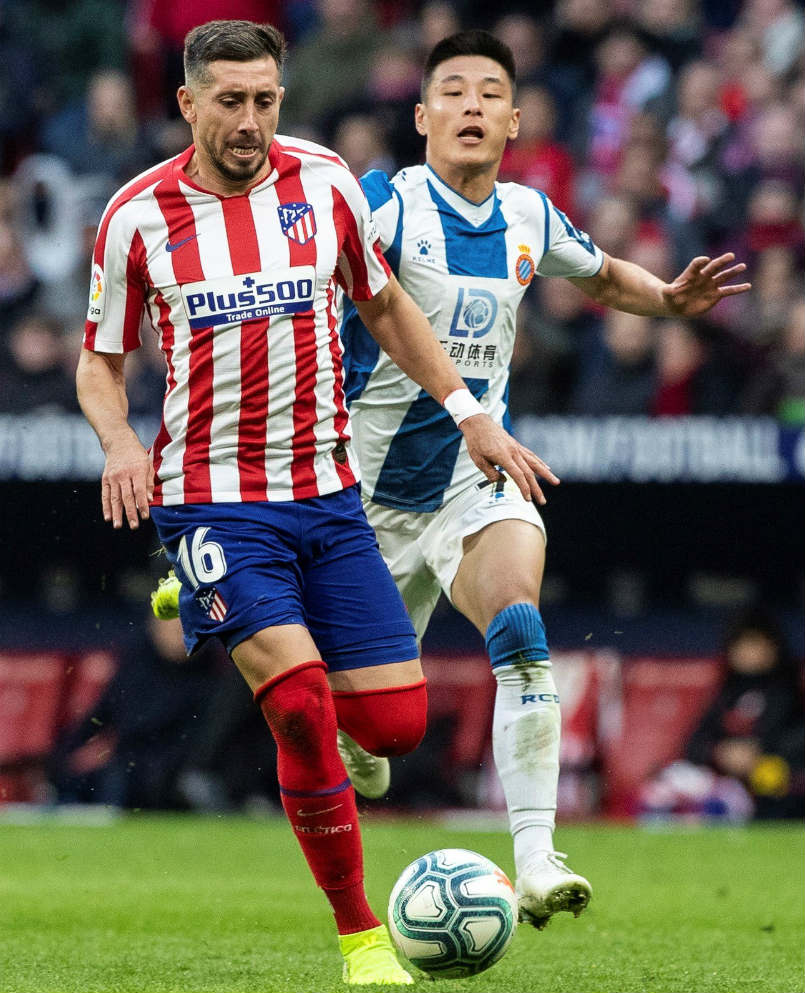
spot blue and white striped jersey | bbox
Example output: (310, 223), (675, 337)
(341, 164), (603, 512)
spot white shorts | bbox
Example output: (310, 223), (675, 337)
(364, 477), (546, 641)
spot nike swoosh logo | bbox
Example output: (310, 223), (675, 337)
(166, 234), (198, 253)
(297, 803), (343, 817)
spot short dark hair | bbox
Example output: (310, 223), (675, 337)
(421, 30), (516, 100)
(184, 20), (287, 87)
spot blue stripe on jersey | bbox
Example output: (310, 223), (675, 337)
(502, 380), (512, 434)
(536, 190), (551, 257)
(342, 173), (405, 404)
(372, 378), (489, 512)
(426, 181), (508, 278)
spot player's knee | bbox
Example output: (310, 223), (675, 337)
(256, 662), (332, 752)
(485, 602), (550, 672)
(333, 679), (428, 757)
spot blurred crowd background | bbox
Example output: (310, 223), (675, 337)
(0, 0), (802, 823)
(1, 0), (804, 424)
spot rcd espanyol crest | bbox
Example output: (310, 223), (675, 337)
(278, 202), (317, 245)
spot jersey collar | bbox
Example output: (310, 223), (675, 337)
(425, 164), (498, 228)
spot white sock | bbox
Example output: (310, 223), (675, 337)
(492, 662), (560, 876)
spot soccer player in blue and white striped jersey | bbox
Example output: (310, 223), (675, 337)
(339, 29), (751, 929)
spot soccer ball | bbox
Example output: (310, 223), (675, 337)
(387, 848), (518, 978)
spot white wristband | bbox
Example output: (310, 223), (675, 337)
(442, 388), (484, 427)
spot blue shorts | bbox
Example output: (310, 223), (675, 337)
(151, 486), (418, 670)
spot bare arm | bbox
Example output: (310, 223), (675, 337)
(76, 348), (153, 529)
(570, 252), (751, 317)
(354, 275), (559, 504)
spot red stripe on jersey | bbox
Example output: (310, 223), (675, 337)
(274, 150), (320, 499)
(331, 185), (389, 300)
(325, 280), (356, 488)
(154, 180), (213, 504)
(148, 284), (177, 505)
(122, 229), (147, 352)
(220, 196), (269, 501)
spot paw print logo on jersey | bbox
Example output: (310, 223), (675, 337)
(412, 239), (437, 266)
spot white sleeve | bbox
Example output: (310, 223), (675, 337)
(83, 201), (144, 353)
(332, 169), (391, 302)
(535, 192), (604, 279)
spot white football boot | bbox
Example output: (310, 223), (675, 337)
(515, 851), (592, 929)
(337, 730), (390, 799)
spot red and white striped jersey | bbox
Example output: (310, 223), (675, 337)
(83, 137), (390, 506)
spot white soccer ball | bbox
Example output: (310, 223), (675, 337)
(387, 848), (518, 978)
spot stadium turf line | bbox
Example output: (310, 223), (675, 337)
(0, 814), (801, 992)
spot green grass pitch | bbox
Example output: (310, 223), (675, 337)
(0, 814), (802, 992)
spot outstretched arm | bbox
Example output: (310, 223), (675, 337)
(570, 253), (751, 318)
(354, 275), (560, 504)
(76, 348), (153, 530)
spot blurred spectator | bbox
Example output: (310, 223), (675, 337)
(127, 0), (287, 120)
(742, 297), (805, 424)
(417, 1), (461, 56)
(0, 4), (42, 172)
(585, 193), (640, 258)
(739, 0), (805, 78)
(12, 155), (107, 323)
(0, 186), (38, 326)
(581, 22), (672, 179)
(664, 60), (729, 229)
(499, 85), (576, 213)
(492, 12), (584, 140)
(724, 101), (805, 230)
(47, 615), (225, 810)
(332, 114), (395, 177)
(570, 310), (656, 415)
(651, 318), (736, 415)
(5, 0), (127, 116)
(0, 312), (78, 414)
(633, 0), (703, 71)
(728, 244), (801, 347)
(358, 41), (422, 166)
(279, 0), (383, 132)
(684, 607), (805, 819)
(552, 0), (613, 88)
(507, 298), (579, 417)
(40, 70), (156, 187)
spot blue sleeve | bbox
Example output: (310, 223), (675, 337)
(359, 169), (395, 211)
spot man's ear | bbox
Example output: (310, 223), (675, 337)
(508, 106), (520, 141)
(414, 103), (427, 137)
(177, 85), (197, 125)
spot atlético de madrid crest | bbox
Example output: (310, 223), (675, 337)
(278, 202), (317, 245)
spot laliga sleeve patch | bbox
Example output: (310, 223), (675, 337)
(87, 263), (105, 322)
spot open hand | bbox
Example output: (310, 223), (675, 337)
(459, 414), (560, 505)
(102, 433), (154, 529)
(662, 253), (751, 317)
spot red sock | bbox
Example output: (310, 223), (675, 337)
(332, 679), (428, 756)
(255, 661), (380, 934)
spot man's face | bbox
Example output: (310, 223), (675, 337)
(416, 55), (519, 176)
(178, 57), (284, 189)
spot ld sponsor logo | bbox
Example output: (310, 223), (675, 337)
(449, 287), (498, 339)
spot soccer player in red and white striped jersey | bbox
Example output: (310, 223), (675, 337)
(76, 19), (557, 987)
